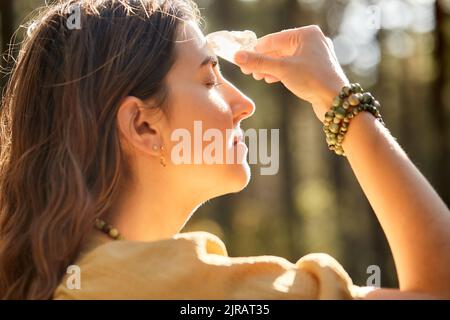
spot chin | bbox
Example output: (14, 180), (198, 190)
(227, 161), (252, 193)
(204, 145), (252, 197)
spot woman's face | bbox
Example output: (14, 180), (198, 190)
(160, 21), (255, 200)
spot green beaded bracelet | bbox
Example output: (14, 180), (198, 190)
(323, 83), (385, 157)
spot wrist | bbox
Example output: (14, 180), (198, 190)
(321, 83), (385, 157)
(313, 79), (350, 123)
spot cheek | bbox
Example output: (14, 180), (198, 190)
(165, 85), (235, 169)
(169, 87), (232, 133)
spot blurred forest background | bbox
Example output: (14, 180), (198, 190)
(1, 0), (449, 288)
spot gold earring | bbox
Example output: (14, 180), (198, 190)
(160, 146), (167, 167)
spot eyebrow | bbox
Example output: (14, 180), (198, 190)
(199, 55), (220, 68)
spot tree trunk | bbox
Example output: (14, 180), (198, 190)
(432, 1), (450, 207)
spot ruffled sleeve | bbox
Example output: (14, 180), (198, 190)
(53, 231), (360, 299)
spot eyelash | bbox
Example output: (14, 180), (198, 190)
(205, 80), (223, 88)
(205, 63), (223, 88)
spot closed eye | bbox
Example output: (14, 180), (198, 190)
(199, 55), (221, 71)
(205, 63), (223, 88)
(205, 81), (224, 88)
(205, 72), (224, 88)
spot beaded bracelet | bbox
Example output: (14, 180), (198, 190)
(323, 83), (386, 157)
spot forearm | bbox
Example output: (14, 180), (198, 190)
(341, 111), (450, 297)
(237, 24), (450, 296)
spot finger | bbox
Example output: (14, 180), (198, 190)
(325, 37), (333, 50)
(240, 66), (252, 75)
(264, 75), (280, 83)
(253, 73), (264, 81)
(252, 73), (280, 83)
(324, 36), (339, 61)
(235, 51), (285, 78)
(256, 49), (284, 58)
(254, 27), (302, 55)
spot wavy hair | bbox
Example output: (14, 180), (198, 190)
(0, 0), (200, 299)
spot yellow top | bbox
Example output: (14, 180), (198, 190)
(53, 231), (364, 299)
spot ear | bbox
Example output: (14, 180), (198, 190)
(116, 96), (164, 158)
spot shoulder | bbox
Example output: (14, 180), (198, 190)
(53, 231), (358, 299)
(173, 231), (228, 255)
(53, 231), (227, 299)
(76, 230), (228, 272)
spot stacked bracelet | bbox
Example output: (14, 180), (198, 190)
(323, 83), (385, 157)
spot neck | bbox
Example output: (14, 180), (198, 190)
(105, 163), (202, 242)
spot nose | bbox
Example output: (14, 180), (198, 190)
(224, 80), (256, 124)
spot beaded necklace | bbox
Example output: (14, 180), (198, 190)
(94, 218), (124, 240)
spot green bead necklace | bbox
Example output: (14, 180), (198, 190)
(94, 218), (124, 240)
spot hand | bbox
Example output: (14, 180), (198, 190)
(234, 25), (349, 122)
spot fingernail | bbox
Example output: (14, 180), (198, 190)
(235, 51), (248, 64)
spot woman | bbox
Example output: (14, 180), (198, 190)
(0, 0), (448, 300)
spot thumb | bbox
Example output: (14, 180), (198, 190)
(234, 50), (285, 78)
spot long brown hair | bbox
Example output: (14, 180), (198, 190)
(0, 0), (200, 299)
